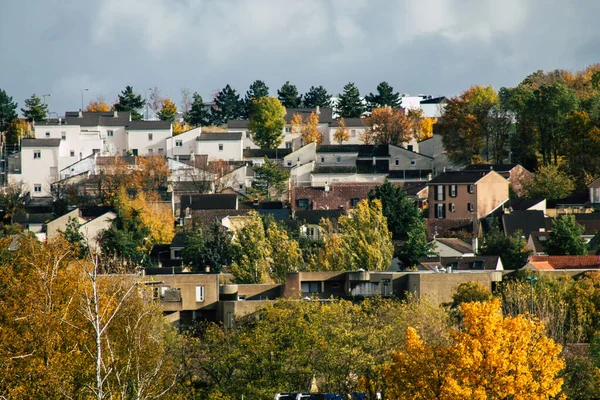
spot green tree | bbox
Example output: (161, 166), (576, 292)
(113, 86), (146, 120)
(250, 157), (290, 200)
(368, 181), (431, 268)
(0, 182), (25, 223)
(478, 226), (531, 270)
(60, 217), (89, 258)
(564, 110), (600, 187)
(157, 98), (177, 122)
(524, 164), (575, 200)
(182, 222), (233, 273)
(336, 82), (365, 118)
(0, 88), (18, 132)
(21, 93), (48, 122)
(545, 214), (587, 255)
(365, 81), (401, 110)
(277, 81), (301, 108)
(303, 85), (332, 109)
(244, 80), (270, 117)
(210, 84), (244, 125)
(450, 282), (493, 308)
(184, 92), (211, 127)
(230, 212), (272, 283)
(267, 221), (303, 283)
(248, 96), (286, 149)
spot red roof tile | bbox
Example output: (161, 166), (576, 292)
(529, 255), (600, 270)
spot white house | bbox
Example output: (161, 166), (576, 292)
(125, 120), (172, 156)
(419, 96), (448, 118)
(166, 127), (201, 158)
(196, 132), (243, 161)
(9, 138), (60, 197)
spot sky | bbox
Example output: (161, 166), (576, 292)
(1, 0), (599, 116)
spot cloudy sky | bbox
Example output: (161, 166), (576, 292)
(1, 0), (598, 115)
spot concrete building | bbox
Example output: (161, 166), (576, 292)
(9, 138), (60, 197)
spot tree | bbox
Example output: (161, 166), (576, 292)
(21, 93), (48, 122)
(478, 226), (531, 269)
(244, 80), (270, 117)
(524, 164), (575, 200)
(211, 85), (244, 125)
(248, 96), (286, 149)
(564, 110), (600, 186)
(450, 282), (492, 309)
(85, 96), (111, 112)
(336, 82), (365, 118)
(290, 111), (322, 145)
(277, 81), (301, 108)
(303, 85), (332, 109)
(267, 221), (303, 283)
(363, 107), (413, 146)
(545, 214), (587, 255)
(333, 117), (350, 144)
(369, 181), (430, 268)
(182, 222), (233, 273)
(114, 86), (145, 121)
(365, 81), (401, 110)
(230, 212), (272, 284)
(157, 98), (178, 122)
(180, 87), (192, 114)
(250, 157), (290, 200)
(148, 86), (164, 115)
(0, 182), (25, 223)
(407, 108), (437, 141)
(184, 92), (211, 127)
(5, 118), (31, 144)
(0, 88), (18, 132)
(385, 299), (565, 399)
(172, 120), (190, 135)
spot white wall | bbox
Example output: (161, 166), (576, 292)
(421, 103), (446, 118)
(166, 127), (201, 158)
(10, 146), (60, 197)
(101, 126), (127, 156)
(127, 128), (172, 156)
(284, 142), (317, 168)
(310, 173), (386, 187)
(388, 146), (433, 171)
(196, 139), (243, 161)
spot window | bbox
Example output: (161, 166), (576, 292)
(285, 127), (292, 133)
(468, 203), (474, 212)
(70, 150), (75, 157)
(350, 129), (356, 137)
(33, 151), (41, 159)
(34, 184), (42, 193)
(286, 142), (292, 149)
(239, 184), (243, 189)
(246, 132), (250, 138)
(148, 133), (153, 141)
(351, 198), (360, 207)
(173, 249), (182, 259)
(449, 184), (457, 197)
(148, 148), (153, 155)
(158, 148), (163, 154)
(132, 149), (138, 156)
(107, 130), (114, 137)
(395, 159), (399, 166)
(320, 157), (325, 163)
(336, 156), (341, 163)
(175, 140), (182, 147)
(298, 198), (309, 209)
(45, 131), (50, 137)
(407, 145), (413, 152)
(436, 185), (444, 201)
(436, 203), (445, 219)
(196, 286), (205, 302)
(410, 159), (416, 166)
(218, 144), (224, 151)
(301, 282), (321, 293)
(61, 132), (66, 140)
(449, 203), (455, 212)
(468, 184), (474, 193)
(287, 161), (292, 166)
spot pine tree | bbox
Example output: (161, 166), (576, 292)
(365, 81), (401, 110)
(250, 157), (290, 200)
(336, 82), (365, 118)
(21, 93), (48, 122)
(277, 81), (302, 108)
(210, 84), (244, 126)
(0, 88), (18, 132)
(184, 92), (211, 127)
(113, 86), (145, 121)
(244, 80), (270, 118)
(303, 85), (332, 109)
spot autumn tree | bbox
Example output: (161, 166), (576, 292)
(333, 117), (350, 144)
(450, 282), (492, 309)
(524, 163), (575, 200)
(184, 92), (211, 127)
(250, 157), (290, 200)
(21, 93), (48, 122)
(114, 86), (145, 120)
(478, 226), (531, 269)
(407, 108), (437, 141)
(545, 214), (587, 256)
(248, 96), (286, 149)
(277, 81), (302, 108)
(5, 118), (31, 144)
(0, 182), (26, 223)
(85, 96), (111, 112)
(564, 110), (600, 186)
(0, 87), (18, 132)
(244, 79), (270, 117)
(172, 120), (190, 135)
(230, 211), (272, 284)
(365, 81), (401, 110)
(336, 82), (365, 118)
(290, 111), (322, 145)
(211, 84), (244, 125)
(385, 300), (565, 399)
(157, 98), (178, 122)
(267, 221), (303, 283)
(303, 85), (332, 108)
(363, 107), (413, 146)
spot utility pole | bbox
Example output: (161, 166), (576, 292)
(81, 88), (89, 111)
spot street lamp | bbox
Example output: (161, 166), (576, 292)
(525, 275), (538, 315)
(81, 88), (89, 111)
(146, 88), (152, 120)
(41, 93), (51, 104)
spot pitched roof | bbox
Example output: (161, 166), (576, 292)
(418, 256), (501, 271)
(463, 163), (521, 173)
(589, 176), (600, 189)
(126, 120), (171, 130)
(330, 118), (366, 127)
(434, 238), (474, 254)
(427, 170), (491, 184)
(529, 255), (600, 270)
(507, 198), (545, 211)
(227, 119), (249, 129)
(294, 209), (345, 225)
(180, 194), (238, 211)
(243, 148), (292, 159)
(197, 132), (242, 141)
(502, 210), (546, 236)
(420, 96), (448, 104)
(527, 261), (554, 271)
(574, 213), (600, 236)
(291, 183), (379, 211)
(317, 144), (389, 157)
(171, 232), (186, 248)
(21, 138), (61, 147)
(402, 182), (428, 198)
(546, 191), (590, 208)
(188, 209), (250, 226)
(13, 212), (54, 224)
(64, 111), (132, 127)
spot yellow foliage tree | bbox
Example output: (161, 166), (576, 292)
(172, 120), (190, 135)
(6, 118), (32, 144)
(363, 107), (412, 146)
(385, 299), (565, 400)
(333, 117), (350, 144)
(85, 96), (112, 112)
(291, 112), (323, 145)
(408, 108), (437, 140)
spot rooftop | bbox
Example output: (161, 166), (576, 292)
(529, 255), (600, 270)
(126, 120), (171, 130)
(463, 163), (522, 173)
(502, 210), (546, 237)
(317, 144), (389, 157)
(197, 132), (243, 141)
(180, 194), (238, 211)
(420, 96), (448, 104)
(427, 170), (491, 184)
(434, 238), (474, 254)
(21, 138), (61, 147)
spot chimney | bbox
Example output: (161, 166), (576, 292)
(113, 110), (118, 118)
(316, 105), (320, 115)
(78, 111), (83, 118)
(58, 117), (62, 125)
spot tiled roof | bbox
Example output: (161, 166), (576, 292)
(126, 120), (171, 130)
(529, 255), (600, 270)
(197, 132), (242, 141)
(427, 171), (491, 184)
(502, 210), (546, 236)
(402, 182), (428, 197)
(507, 198), (545, 211)
(291, 183), (379, 211)
(528, 261), (554, 271)
(243, 148), (292, 159)
(575, 214), (600, 236)
(64, 111), (132, 127)
(434, 238), (473, 254)
(227, 120), (249, 129)
(188, 209), (251, 226)
(418, 256), (501, 271)
(330, 118), (366, 127)
(21, 138), (61, 147)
